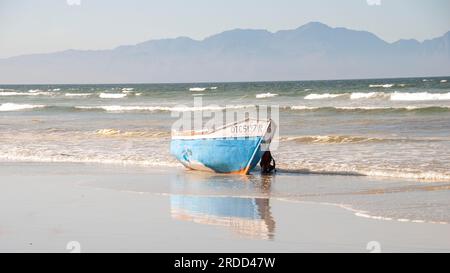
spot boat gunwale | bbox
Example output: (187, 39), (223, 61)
(171, 118), (272, 138)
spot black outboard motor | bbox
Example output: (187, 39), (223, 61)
(260, 151), (276, 174)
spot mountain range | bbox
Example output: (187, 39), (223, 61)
(1, 22), (449, 84)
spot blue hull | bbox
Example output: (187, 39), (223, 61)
(170, 137), (263, 174)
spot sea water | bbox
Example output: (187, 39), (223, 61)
(1, 77), (450, 181)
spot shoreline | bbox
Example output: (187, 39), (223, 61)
(1, 161), (449, 252)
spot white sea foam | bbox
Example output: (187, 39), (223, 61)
(290, 106), (321, 110)
(0, 152), (180, 168)
(360, 169), (450, 181)
(301, 91), (450, 101)
(441, 80), (448, 83)
(390, 92), (450, 101)
(304, 93), (347, 100)
(280, 135), (382, 144)
(0, 92), (30, 96)
(0, 103), (45, 112)
(99, 93), (127, 99)
(189, 87), (207, 92)
(256, 93), (279, 99)
(279, 161), (450, 182)
(0, 91), (52, 96)
(350, 92), (388, 100)
(65, 93), (92, 97)
(122, 88), (134, 91)
(290, 105), (450, 111)
(209, 87), (218, 90)
(76, 104), (256, 112)
(369, 84), (394, 88)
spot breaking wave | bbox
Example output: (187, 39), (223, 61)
(0, 152), (180, 168)
(95, 129), (171, 138)
(280, 135), (449, 144)
(76, 104), (256, 112)
(304, 93), (347, 100)
(65, 93), (92, 97)
(189, 87), (207, 92)
(369, 84), (395, 88)
(289, 105), (450, 113)
(0, 91), (53, 96)
(350, 92), (389, 99)
(0, 103), (45, 112)
(390, 92), (450, 101)
(256, 93), (279, 99)
(277, 162), (450, 182)
(303, 92), (450, 101)
(281, 135), (385, 144)
(99, 93), (127, 99)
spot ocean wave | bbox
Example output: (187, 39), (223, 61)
(277, 163), (450, 182)
(280, 135), (450, 144)
(350, 92), (389, 100)
(0, 91), (53, 96)
(359, 169), (450, 182)
(0, 103), (45, 112)
(256, 93), (278, 99)
(390, 92), (450, 101)
(441, 80), (448, 83)
(189, 87), (207, 92)
(280, 135), (384, 144)
(303, 92), (450, 101)
(369, 84), (394, 88)
(289, 105), (450, 113)
(99, 93), (127, 99)
(76, 104), (256, 112)
(0, 91), (29, 96)
(304, 93), (347, 100)
(65, 93), (92, 97)
(290, 106), (322, 111)
(0, 152), (180, 168)
(95, 129), (171, 138)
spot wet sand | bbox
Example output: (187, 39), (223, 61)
(0, 162), (449, 252)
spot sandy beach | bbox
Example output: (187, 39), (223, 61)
(0, 162), (449, 253)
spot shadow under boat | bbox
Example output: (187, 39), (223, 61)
(169, 172), (276, 240)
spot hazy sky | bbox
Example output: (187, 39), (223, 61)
(0, 0), (449, 58)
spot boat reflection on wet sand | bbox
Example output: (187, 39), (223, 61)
(171, 196), (275, 240)
(170, 173), (276, 240)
